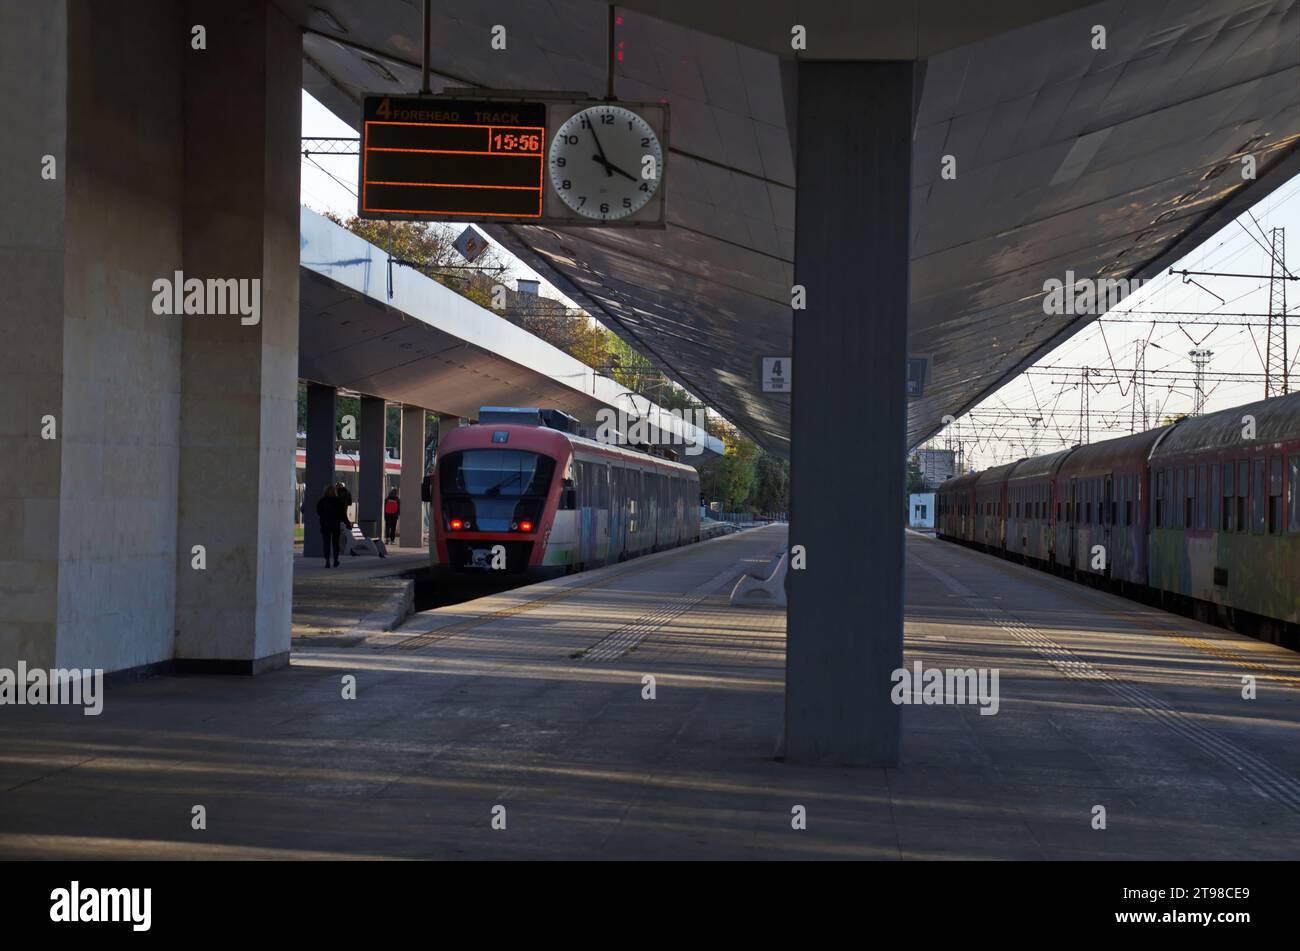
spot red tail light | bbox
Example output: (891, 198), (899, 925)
(449, 519), (464, 530)
(519, 520), (534, 533)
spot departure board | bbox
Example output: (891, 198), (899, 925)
(359, 96), (547, 221)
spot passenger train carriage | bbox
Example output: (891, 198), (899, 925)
(937, 392), (1300, 647)
(429, 408), (700, 578)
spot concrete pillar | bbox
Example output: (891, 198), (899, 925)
(437, 414), (463, 446)
(302, 383), (336, 557)
(172, 0), (301, 672)
(399, 406), (427, 549)
(0, 2), (73, 671)
(357, 396), (386, 538)
(784, 62), (912, 766)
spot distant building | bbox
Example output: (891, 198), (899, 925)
(909, 493), (935, 529)
(914, 448), (956, 488)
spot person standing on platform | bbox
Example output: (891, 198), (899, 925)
(316, 485), (346, 568)
(383, 490), (400, 545)
(335, 478), (356, 553)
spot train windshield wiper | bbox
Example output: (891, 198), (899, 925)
(481, 470), (524, 496)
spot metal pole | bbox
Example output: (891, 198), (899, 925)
(419, 0), (432, 95)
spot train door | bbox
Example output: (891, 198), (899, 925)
(598, 464), (611, 562)
(1068, 477), (1078, 568)
(1102, 473), (1113, 576)
(998, 485), (1007, 550)
(610, 467), (626, 561)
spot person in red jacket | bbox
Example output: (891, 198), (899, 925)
(383, 489), (400, 545)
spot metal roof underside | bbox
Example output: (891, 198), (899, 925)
(286, 0), (1300, 456)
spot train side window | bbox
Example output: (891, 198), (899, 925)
(1209, 464), (1219, 533)
(1221, 462), (1232, 531)
(1289, 455), (1300, 534)
(1197, 464), (1208, 530)
(1252, 458), (1266, 534)
(1237, 461), (1249, 532)
(1172, 468), (1182, 529)
(1268, 457), (1282, 535)
(1183, 466), (1194, 529)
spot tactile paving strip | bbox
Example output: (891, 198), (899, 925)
(580, 561), (747, 662)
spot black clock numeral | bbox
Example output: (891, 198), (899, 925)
(561, 180), (571, 190)
(555, 156), (566, 167)
(639, 182), (649, 192)
(578, 196), (587, 206)
(563, 134), (579, 144)
(600, 113), (613, 124)
(600, 202), (610, 214)
(580, 117), (590, 128)
(641, 137), (650, 147)
(623, 197), (632, 209)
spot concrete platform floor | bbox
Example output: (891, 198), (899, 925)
(3, 527), (1299, 859)
(291, 547), (428, 641)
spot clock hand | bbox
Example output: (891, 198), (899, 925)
(589, 126), (615, 177)
(591, 154), (639, 183)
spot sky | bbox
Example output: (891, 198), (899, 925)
(938, 171), (1300, 471)
(302, 90), (1298, 464)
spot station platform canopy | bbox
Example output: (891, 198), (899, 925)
(292, 0), (1300, 454)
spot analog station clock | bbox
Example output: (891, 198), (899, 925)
(547, 104), (664, 221)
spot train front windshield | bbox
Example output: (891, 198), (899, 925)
(439, 449), (555, 532)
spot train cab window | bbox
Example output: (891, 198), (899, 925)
(439, 449), (556, 532)
(1268, 457), (1283, 535)
(1197, 464), (1208, 530)
(1289, 455), (1300, 534)
(1252, 458), (1266, 534)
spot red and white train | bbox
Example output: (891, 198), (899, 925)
(428, 408), (701, 577)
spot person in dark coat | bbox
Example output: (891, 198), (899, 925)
(383, 489), (400, 545)
(316, 485), (346, 567)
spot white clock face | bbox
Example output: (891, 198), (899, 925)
(548, 105), (663, 221)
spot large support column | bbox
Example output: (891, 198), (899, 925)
(302, 383), (336, 557)
(173, 0), (301, 672)
(399, 406), (427, 549)
(437, 414), (463, 446)
(785, 62), (912, 766)
(357, 396), (386, 539)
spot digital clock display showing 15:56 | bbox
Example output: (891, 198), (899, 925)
(490, 132), (541, 153)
